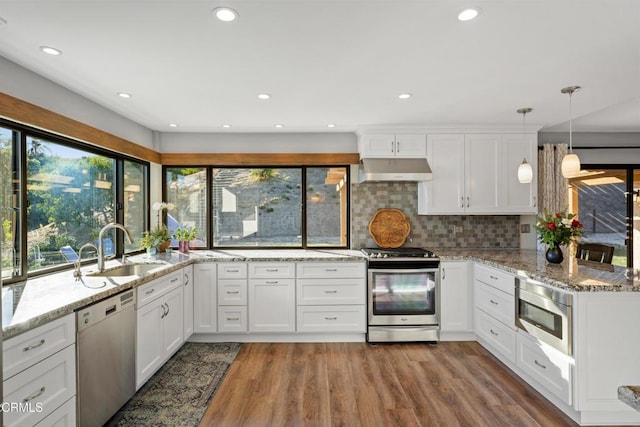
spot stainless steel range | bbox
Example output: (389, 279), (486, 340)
(361, 247), (440, 343)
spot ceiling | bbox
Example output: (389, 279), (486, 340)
(0, 0), (639, 134)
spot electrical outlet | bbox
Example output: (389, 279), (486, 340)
(520, 224), (531, 234)
(454, 225), (463, 234)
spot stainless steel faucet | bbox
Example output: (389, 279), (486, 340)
(97, 223), (134, 272)
(75, 242), (98, 277)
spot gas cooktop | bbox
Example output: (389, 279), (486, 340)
(361, 247), (439, 260)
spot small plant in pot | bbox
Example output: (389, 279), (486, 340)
(139, 226), (171, 255)
(174, 226), (196, 253)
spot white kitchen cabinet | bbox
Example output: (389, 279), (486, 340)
(34, 396), (76, 427)
(183, 265), (194, 340)
(419, 133), (537, 215)
(136, 274), (184, 389)
(217, 262), (248, 333)
(359, 133), (426, 158)
(193, 263), (217, 333)
(439, 261), (473, 339)
(473, 263), (517, 365)
(248, 262), (296, 332)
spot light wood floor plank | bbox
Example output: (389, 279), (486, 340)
(199, 341), (578, 427)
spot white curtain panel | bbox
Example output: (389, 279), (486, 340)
(538, 143), (568, 215)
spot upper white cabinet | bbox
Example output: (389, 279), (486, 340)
(359, 133), (426, 158)
(418, 133), (537, 215)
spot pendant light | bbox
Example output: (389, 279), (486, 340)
(517, 107), (533, 184)
(560, 86), (581, 178)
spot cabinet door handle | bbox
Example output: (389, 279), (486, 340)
(460, 197), (464, 208)
(391, 141), (395, 153)
(396, 141), (400, 153)
(490, 329), (499, 336)
(490, 299), (499, 305)
(265, 269), (279, 272)
(324, 290), (338, 294)
(23, 339), (45, 352)
(146, 288), (155, 295)
(266, 280), (279, 284)
(165, 302), (170, 317)
(184, 273), (190, 286)
(325, 316), (338, 321)
(226, 290), (240, 294)
(534, 360), (547, 369)
(442, 268), (446, 280)
(325, 268), (338, 272)
(489, 275), (499, 280)
(161, 303), (168, 318)
(532, 196), (537, 207)
(226, 317), (240, 321)
(466, 196), (470, 208)
(226, 269), (240, 273)
(171, 277), (179, 283)
(23, 386), (46, 402)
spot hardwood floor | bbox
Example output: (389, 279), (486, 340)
(199, 341), (578, 427)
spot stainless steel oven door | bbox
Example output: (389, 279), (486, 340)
(368, 267), (439, 326)
(516, 278), (572, 355)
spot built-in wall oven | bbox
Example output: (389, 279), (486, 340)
(515, 277), (573, 355)
(362, 248), (440, 343)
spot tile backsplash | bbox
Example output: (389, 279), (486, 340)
(350, 181), (520, 249)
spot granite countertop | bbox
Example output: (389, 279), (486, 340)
(618, 386), (640, 412)
(1, 249), (366, 339)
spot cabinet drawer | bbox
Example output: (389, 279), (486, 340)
(475, 308), (516, 364)
(218, 306), (248, 333)
(516, 332), (573, 405)
(218, 263), (247, 279)
(248, 263), (295, 279)
(297, 278), (365, 305)
(296, 262), (365, 279)
(34, 396), (76, 427)
(218, 280), (248, 305)
(297, 306), (365, 332)
(3, 344), (76, 427)
(475, 281), (515, 327)
(4, 314), (75, 380)
(137, 269), (183, 307)
(474, 263), (515, 295)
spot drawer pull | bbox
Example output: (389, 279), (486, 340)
(23, 386), (46, 402)
(226, 290), (240, 294)
(265, 269), (279, 272)
(324, 290), (338, 294)
(489, 329), (499, 336)
(325, 268), (338, 272)
(489, 299), (499, 305)
(146, 289), (155, 295)
(23, 339), (45, 352)
(266, 280), (279, 284)
(534, 360), (547, 369)
(325, 316), (338, 320)
(170, 277), (179, 283)
(226, 269), (240, 273)
(489, 275), (499, 280)
(226, 317), (240, 321)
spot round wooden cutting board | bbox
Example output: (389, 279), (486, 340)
(368, 208), (411, 248)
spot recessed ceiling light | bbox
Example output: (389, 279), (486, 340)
(458, 8), (480, 21)
(258, 93), (271, 100)
(274, 124), (284, 128)
(327, 124), (336, 128)
(398, 93), (412, 99)
(117, 92), (132, 98)
(222, 124), (232, 128)
(40, 46), (62, 56)
(213, 7), (238, 22)
(168, 123), (178, 128)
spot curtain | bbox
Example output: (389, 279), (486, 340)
(538, 143), (568, 214)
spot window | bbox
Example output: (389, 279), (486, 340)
(208, 166), (349, 248)
(165, 167), (207, 248)
(0, 119), (149, 283)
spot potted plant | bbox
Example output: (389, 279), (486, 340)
(174, 226), (196, 253)
(140, 202), (175, 253)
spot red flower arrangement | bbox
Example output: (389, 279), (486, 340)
(535, 211), (584, 248)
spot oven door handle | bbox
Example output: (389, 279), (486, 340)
(368, 267), (439, 274)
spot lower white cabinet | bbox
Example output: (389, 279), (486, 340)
(136, 274), (184, 389)
(2, 314), (76, 427)
(439, 261), (472, 337)
(516, 332), (573, 406)
(193, 263), (217, 333)
(183, 265), (194, 340)
(249, 277), (296, 332)
(218, 306), (248, 333)
(34, 396), (76, 427)
(297, 305), (365, 332)
(217, 263), (248, 333)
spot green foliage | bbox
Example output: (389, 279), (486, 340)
(173, 226), (197, 242)
(140, 226), (171, 249)
(250, 169), (277, 182)
(535, 211), (584, 248)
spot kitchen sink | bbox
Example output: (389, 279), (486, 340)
(88, 263), (168, 277)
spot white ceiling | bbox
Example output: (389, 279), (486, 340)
(0, 0), (638, 134)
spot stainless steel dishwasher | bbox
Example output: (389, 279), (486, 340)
(77, 289), (136, 427)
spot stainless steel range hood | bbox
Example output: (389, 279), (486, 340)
(359, 158), (433, 182)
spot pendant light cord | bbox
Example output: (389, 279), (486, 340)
(569, 91), (573, 153)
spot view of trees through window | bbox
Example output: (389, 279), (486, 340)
(1, 127), (21, 280)
(165, 167), (207, 248)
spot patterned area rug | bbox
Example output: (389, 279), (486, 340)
(106, 342), (242, 427)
